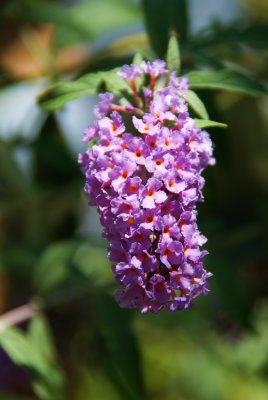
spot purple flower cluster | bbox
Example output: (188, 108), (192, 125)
(79, 60), (215, 313)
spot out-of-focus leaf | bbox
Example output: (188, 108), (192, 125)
(179, 90), (209, 119)
(28, 315), (57, 364)
(166, 35), (181, 73)
(74, 368), (121, 400)
(195, 119), (227, 129)
(207, 254), (250, 326)
(191, 23), (268, 50)
(5, 0), (141, 43)
(73, 242), (112, 287)
(0, 141), (29, 195)
(186, 69), (267, 96)
(0, 327), (32, 368)
(0, 315), (67, 400)
(32, 240), (81, 295)
(28, 315), (66, 400)
(69, 0), (141, 39)
(0, 394), (34, 400)
(142, 0), (188, 57)
(95, 293), (145, 400)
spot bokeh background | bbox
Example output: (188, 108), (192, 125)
(0, 0), (268, 399)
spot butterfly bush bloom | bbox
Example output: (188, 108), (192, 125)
(79, 60), (215, 313)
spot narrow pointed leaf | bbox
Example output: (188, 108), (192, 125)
(133, 52), (143, 65)
(166, 36), (181, 72)
(179, 89), (209, 119)
(0, 327), (32, 368)
(195, 119), (227, 129)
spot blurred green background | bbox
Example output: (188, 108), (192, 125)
(0, 0), (268, 399)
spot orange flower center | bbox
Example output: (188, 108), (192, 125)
(129, 185), (137, 193)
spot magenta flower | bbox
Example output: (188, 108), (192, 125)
(79, 59), (214, 313)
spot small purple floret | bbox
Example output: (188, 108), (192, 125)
(118, 64), (142, 80)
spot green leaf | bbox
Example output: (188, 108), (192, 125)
(179, 90), (209, 119)
(38, 68), (132, 111)
(132, 52), (143, 65)
(195, 119), (227, 129)
(191, 22), (268, 50)
(0, 316), (67, 400)
(73, 242), (112, 287)
(166, 35), (181, 72)
(142, 0), (188, 57)
(95, 293), (145, 400)
(33, 240), (81, 295)
(99, 70), (132, 96)
(186, 69), (266, 97)
(38, 74), (101, 111)
(0, 327), (32, 368)
(29, 315), (57, 364)
(29, 316), (66, 400)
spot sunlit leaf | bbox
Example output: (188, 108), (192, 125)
(195, 119), (227, 129)
(179, 90), (209, 119)
(38, 74), (101, 111)
(98, 70), (132, 96)
(29, 315), (66, 400)
(0, 315), (67, 400)
(38, 69), (132, 111)
(0, 327), (32, 368)
(166, 35), (181, 73)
